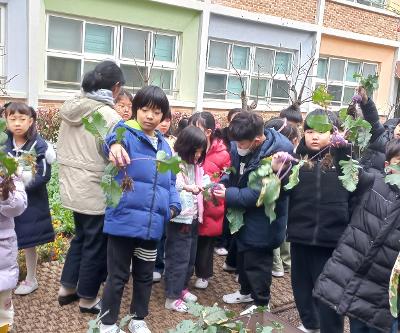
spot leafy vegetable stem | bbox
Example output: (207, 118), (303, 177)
(308, 145), (331, 162)
(279, 162), (293, 181)
(276, 154), (289, 178)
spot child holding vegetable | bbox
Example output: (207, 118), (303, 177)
(286, 109), (349, 333)
(213, 111), (293, 312)
(99, 86), (181, 333)
(164, 126), (210, 313)
(314, 138), (400, 333)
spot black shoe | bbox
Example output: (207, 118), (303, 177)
(58, 293), (79, 306)
(79, 300), (101, 314)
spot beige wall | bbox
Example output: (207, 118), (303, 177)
(320, 35), (396, 114)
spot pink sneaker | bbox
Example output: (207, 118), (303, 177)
(181, 289), (197, 302)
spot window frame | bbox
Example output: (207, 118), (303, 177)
(316, 56), (379, 107)
(45, 14), (179, 96)
(0, 6), (6, 81)
(204, 39), (293, 104)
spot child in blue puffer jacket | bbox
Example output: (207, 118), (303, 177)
(99, 86), (181, 333)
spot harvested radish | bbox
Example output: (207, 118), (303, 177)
(352, 94), (362, 104)
(330, 131), (348, 147)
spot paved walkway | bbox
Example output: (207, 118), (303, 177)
(13, 255), (299, 333)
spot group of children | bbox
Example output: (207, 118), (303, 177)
(0, 60), (399, 333)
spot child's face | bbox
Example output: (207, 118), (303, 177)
(304, 129), (330, 151)
(136, 106), (163, 135)
(385, 156), (400, 173)
(157, 118), (171, 135)
(6, 111), (33, 137)
(115, 96), (132, 121)
(394, 124), (400, 139)
(193, 148), (203, 164)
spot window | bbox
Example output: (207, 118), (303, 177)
(348, 0), (385, 8)
(0, 6), (5, 81)
(316, 57), (378, 106)
(204, 39), (293, 103)
(46, 15), (179, 94)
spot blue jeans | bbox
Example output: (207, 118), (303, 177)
(391, 318), (398, 333)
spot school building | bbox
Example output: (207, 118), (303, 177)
(2, 0), (400, 116)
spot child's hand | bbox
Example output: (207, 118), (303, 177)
(109, 144), (130, 167)
(271, 152), (292, 173)
(213, 184), (226, 199)
(184, 184), (203, 195)
(356, 86), (368, 105)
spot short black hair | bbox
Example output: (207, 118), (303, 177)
(280, 105), (303, 124)
(174, 126), (207, 164)
(4, 102), (38, 140)
(228, 111), (264, 141)
(304, 109), (340, 133)
(228, 108), (242, 122)
(82, 60), (125, 93)
(132, 86), (170, 121)
(386, 138), (400, 162)
(265, 117), (299, 143)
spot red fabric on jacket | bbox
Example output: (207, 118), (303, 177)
(199, 138), (231, 237)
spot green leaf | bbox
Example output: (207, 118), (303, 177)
(261, 175), (281, 222)
(82, 111), (109, 142)
(168, 320), (198, 333)
(256, 324), (274, 333)
(306, 114), (332, 133)
(202, 305), (228, 326)
(227, 208), (245, 234)
(0, 118), (6, 132)
(0, 132), (7, 146)
(385, 173), (400, 187)
(101, 174), (123, 207)
(157, 155), (182, 174)
(339, 108), (348, 122)
(312, 84), (333, 109)
(104, 162), (119, 177)
(338, 158), (361, 192)
(284, 161), (304, 190)
(342, 115), (372, 150)
(115, 127), (126, 144)
(3, 156), (17, 175)
(187, 302), (204, 317)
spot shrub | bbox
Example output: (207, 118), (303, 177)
(36, 107), (61, 143)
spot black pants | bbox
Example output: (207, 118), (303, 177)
(101, 236), (157, 325)
(225, 235), (237, 269)
(164, 220), (198, 299)
(215, 216), (231, 249)
(291, 243), (344, 333)
(154, 231), (166, 273)
(237, 247), (273, 306)
(195, 236), (214, 279)
(60, 213), (107, 299)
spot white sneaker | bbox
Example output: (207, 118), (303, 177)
(223, 290), (253, 304)
(272, 271), (284, 278)
(100, 324), (125, 333)
(152, 271), (162, 283)
(181, 289), (197, 302)
(128, 320), (151, 333)
(215, 247), (228, 256)
(297, 324), (320, 333)
(165, 298), (188, 313)
(235, 274), (239, 283)
(14, 279), (38, 295)
(194, 278), (208, 289)
(222, 263), (236, 272)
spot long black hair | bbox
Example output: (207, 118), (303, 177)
(174, 126), (207, 164)
(82, 60), (125, 93)
(188, 111), (223, 144)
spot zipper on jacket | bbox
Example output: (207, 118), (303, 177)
(312, 161), (321, 244)
(147, 162), (159, 239)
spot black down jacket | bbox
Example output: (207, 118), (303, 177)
(313, 169), (400, 333)
(359, 98), (396, 172)
(286, 139), (351, 248)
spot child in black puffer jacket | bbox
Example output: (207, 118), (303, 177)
(286, 109), (350, 333)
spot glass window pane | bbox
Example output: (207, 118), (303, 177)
(275, 52), (292, 75)
(84, 24), (113, 55)
(328, 59), (345, 81)
(227, 76), (247, 100)
(48, 16), (82, 52)
(204, 73), (226, 99)
(271, 80), (290, 103)
(232, 45), (249, 70)
(120, 64), (146, 89)
(83, 61), (98, 75)
(346, 62), (361, 82)
(317, 58), (328, 79)
(254, 48), (274, 74)
(343, 86), (356, 104)
(153, 35), (176, 62)
(250, 78), (268, 98)
(122, 28), (148, 60)
(47, 56), (81, 89)
(363, 63), (377, 77)
(150, 69), (173, 93)
(208, 41), (229, 69)
(327, 85), (343, 104)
